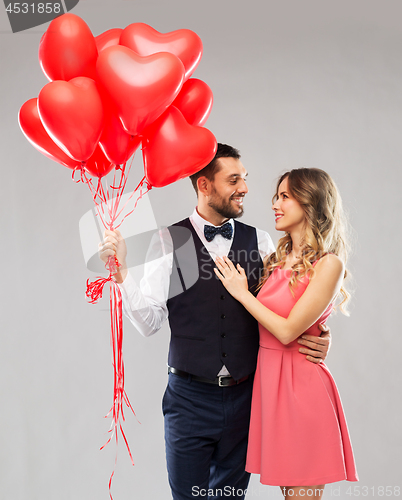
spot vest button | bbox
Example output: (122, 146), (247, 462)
(221, 314), (226, 319)
(221, 295), (225, 300)
(221, 333), (226, 338)
(222, 352), (227, 357)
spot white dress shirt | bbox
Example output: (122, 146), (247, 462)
(118, 208), (275, 375)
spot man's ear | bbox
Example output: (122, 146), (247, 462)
(197, 176), (211, 196)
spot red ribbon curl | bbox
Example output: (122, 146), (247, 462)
(86, 256), (138, 499)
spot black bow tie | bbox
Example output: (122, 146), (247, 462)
(204, 222), (233, 242)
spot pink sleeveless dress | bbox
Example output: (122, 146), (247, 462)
(245, 267), (358, 486)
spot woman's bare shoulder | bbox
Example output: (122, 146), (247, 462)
(314, 253), (344, 275)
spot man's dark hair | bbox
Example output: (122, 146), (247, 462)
(189, 143), (241, 194)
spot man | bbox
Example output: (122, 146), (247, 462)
(99, 144), (330, 500)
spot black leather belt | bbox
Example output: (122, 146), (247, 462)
(168, 366), (250, 387)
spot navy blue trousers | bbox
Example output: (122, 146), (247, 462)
(162, 372), (253, 500)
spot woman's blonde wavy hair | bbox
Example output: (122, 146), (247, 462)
(259, 168), (351, 314)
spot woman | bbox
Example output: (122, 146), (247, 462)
(214, 168), (358, 499)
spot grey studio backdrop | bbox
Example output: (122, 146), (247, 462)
(1, 0), (401, 499)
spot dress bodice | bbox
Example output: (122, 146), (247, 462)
(256, 267), (333, 350)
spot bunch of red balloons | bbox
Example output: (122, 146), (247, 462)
(19, 13), (217, 187)
(18, 16), (218, 488)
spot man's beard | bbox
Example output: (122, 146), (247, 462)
(208, 189), (244, 220)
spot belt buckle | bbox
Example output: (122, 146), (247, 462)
(218, 375), (231, 387)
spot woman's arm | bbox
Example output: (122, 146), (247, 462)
(214, 254), (344, 345)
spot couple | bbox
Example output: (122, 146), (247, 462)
(99, 143), (358, 499)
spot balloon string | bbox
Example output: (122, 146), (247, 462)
(82, 139), (146, 499)
(81, 154), (143, 230)
(85, 256), (138, 500)
(107, 153), (135, 227)
(80, 170), (109, 229)
(113, 176), (152, 230)
(72, 165), (84, 184)
(81, 157), (151, 230)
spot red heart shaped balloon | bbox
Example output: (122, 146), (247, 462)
(95, 28), (122, 53)
(38, 77), (104, 162)
(172, 78), (213, 127)
(99, 110), (141, 165)
(142, 106), (217, 188)
(96, 45), (184, 136)
(19, 97), (80, 169)
(39, 14), (98, 82)
(85, 145), (115, 178)
(120, 23), (202, 81)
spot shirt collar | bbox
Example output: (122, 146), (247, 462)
(190, 207), (235, 234)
